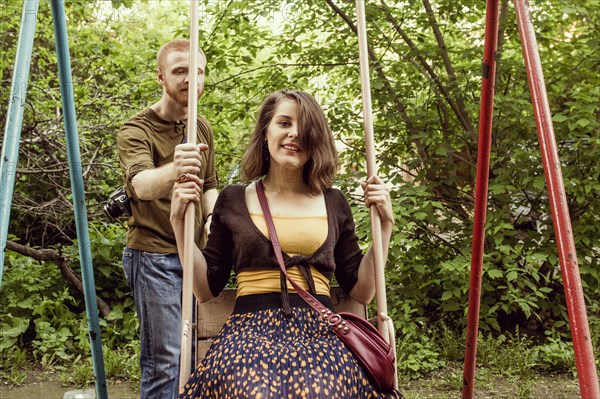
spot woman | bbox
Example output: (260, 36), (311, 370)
(171, 89), (402, 398)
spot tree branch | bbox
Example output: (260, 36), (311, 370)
(325, 0), (471, 218)
(422, 0), (474, 135)
(208, 62), (358, 86)
(5, 241), (111, 317)
(379, 0), (474, 137)
(324, 0), (426, 162)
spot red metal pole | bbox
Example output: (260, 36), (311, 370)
(513, 1), (599, 397)
(462, 1), (500, 398)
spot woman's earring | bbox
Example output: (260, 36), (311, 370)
(262, 143), (270, 163)
(262, 143), (270, 174)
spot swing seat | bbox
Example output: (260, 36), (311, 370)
(195, 287), (368, 361)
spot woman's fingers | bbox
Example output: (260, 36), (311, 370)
(174, 188), (201, 202)
(361, 176), (394, 224)
(362, 177), (388, 204)
(173, 176), (204, 207)
(365, 192), (388, 207)
(175, 180), (203, 199)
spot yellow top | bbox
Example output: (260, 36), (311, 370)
(236, 213), (330, 297)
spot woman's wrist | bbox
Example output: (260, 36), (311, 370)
(170, 214), (184, 225)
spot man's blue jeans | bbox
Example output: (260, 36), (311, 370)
(123, 248), (182, 399)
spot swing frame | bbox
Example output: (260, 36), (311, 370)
(2, 1), (597, 398)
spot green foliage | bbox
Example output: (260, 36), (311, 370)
(0, 224), (137, 377)
(103, 344), (141, 383)
(58, 345), (140, 387)
(535, 335), (577, 374)
(477, 331), (538, 377)
(0, 257), (76, 383)
(320, 0), (599, 369)
(59, 355), (95, 387)
(0, 347), (28, 385)
(1, 0), (598, 384)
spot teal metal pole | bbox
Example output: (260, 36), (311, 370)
(49, 1), (108, 397)
(0, 0), (39, 290)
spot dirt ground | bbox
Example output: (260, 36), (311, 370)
(0, 367), (585, 399)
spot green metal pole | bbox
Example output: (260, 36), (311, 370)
(0, 0), (39, 289)
(49, 1), (108, 397)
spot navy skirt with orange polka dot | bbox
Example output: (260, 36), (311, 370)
(179, 302), (403, 399)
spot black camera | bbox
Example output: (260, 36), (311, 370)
(104, 187), (132, 220)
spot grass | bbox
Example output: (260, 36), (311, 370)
(57, 345), (141, 388)
(393, 325), (586, 399)
(400, 363), (579, 399)
(0, 330), (589, 399)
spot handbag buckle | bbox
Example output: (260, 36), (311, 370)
(325, 314), (351, 334)
(327, 314), (342, 326)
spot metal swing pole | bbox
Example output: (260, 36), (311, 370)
(0, 0), (39, 289)
(462, 0), (500, 397)
(179, 0), (200, 391)
(1, 2), (108, 397)
(463, 0), (599, 397)
(513, 1), (599, 397)
(355, 0), (398, 389)
(49, 0), (108, 397)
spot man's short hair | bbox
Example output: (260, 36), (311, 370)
(156, 39), (206, 72)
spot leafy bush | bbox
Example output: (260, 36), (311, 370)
(1, 0), (598, 386)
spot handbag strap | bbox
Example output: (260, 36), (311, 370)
(256, 180), (350, 333)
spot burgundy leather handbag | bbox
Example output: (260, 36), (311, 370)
(256, 180), (396, 393)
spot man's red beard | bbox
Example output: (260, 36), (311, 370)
(165, 83), (203, 107)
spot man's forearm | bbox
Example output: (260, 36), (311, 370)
(131, 163), (177, 200)
(202, 188), (219, 216)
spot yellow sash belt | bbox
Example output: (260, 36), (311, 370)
(237, 266), (330, 297)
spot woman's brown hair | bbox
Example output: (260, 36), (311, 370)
(241, 90), (338, 195)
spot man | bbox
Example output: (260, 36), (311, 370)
(117, 39), (218, 399)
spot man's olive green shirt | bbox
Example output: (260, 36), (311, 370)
(117, 108), (217, 253)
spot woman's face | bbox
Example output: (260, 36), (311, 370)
(265, 99), (309, 174)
